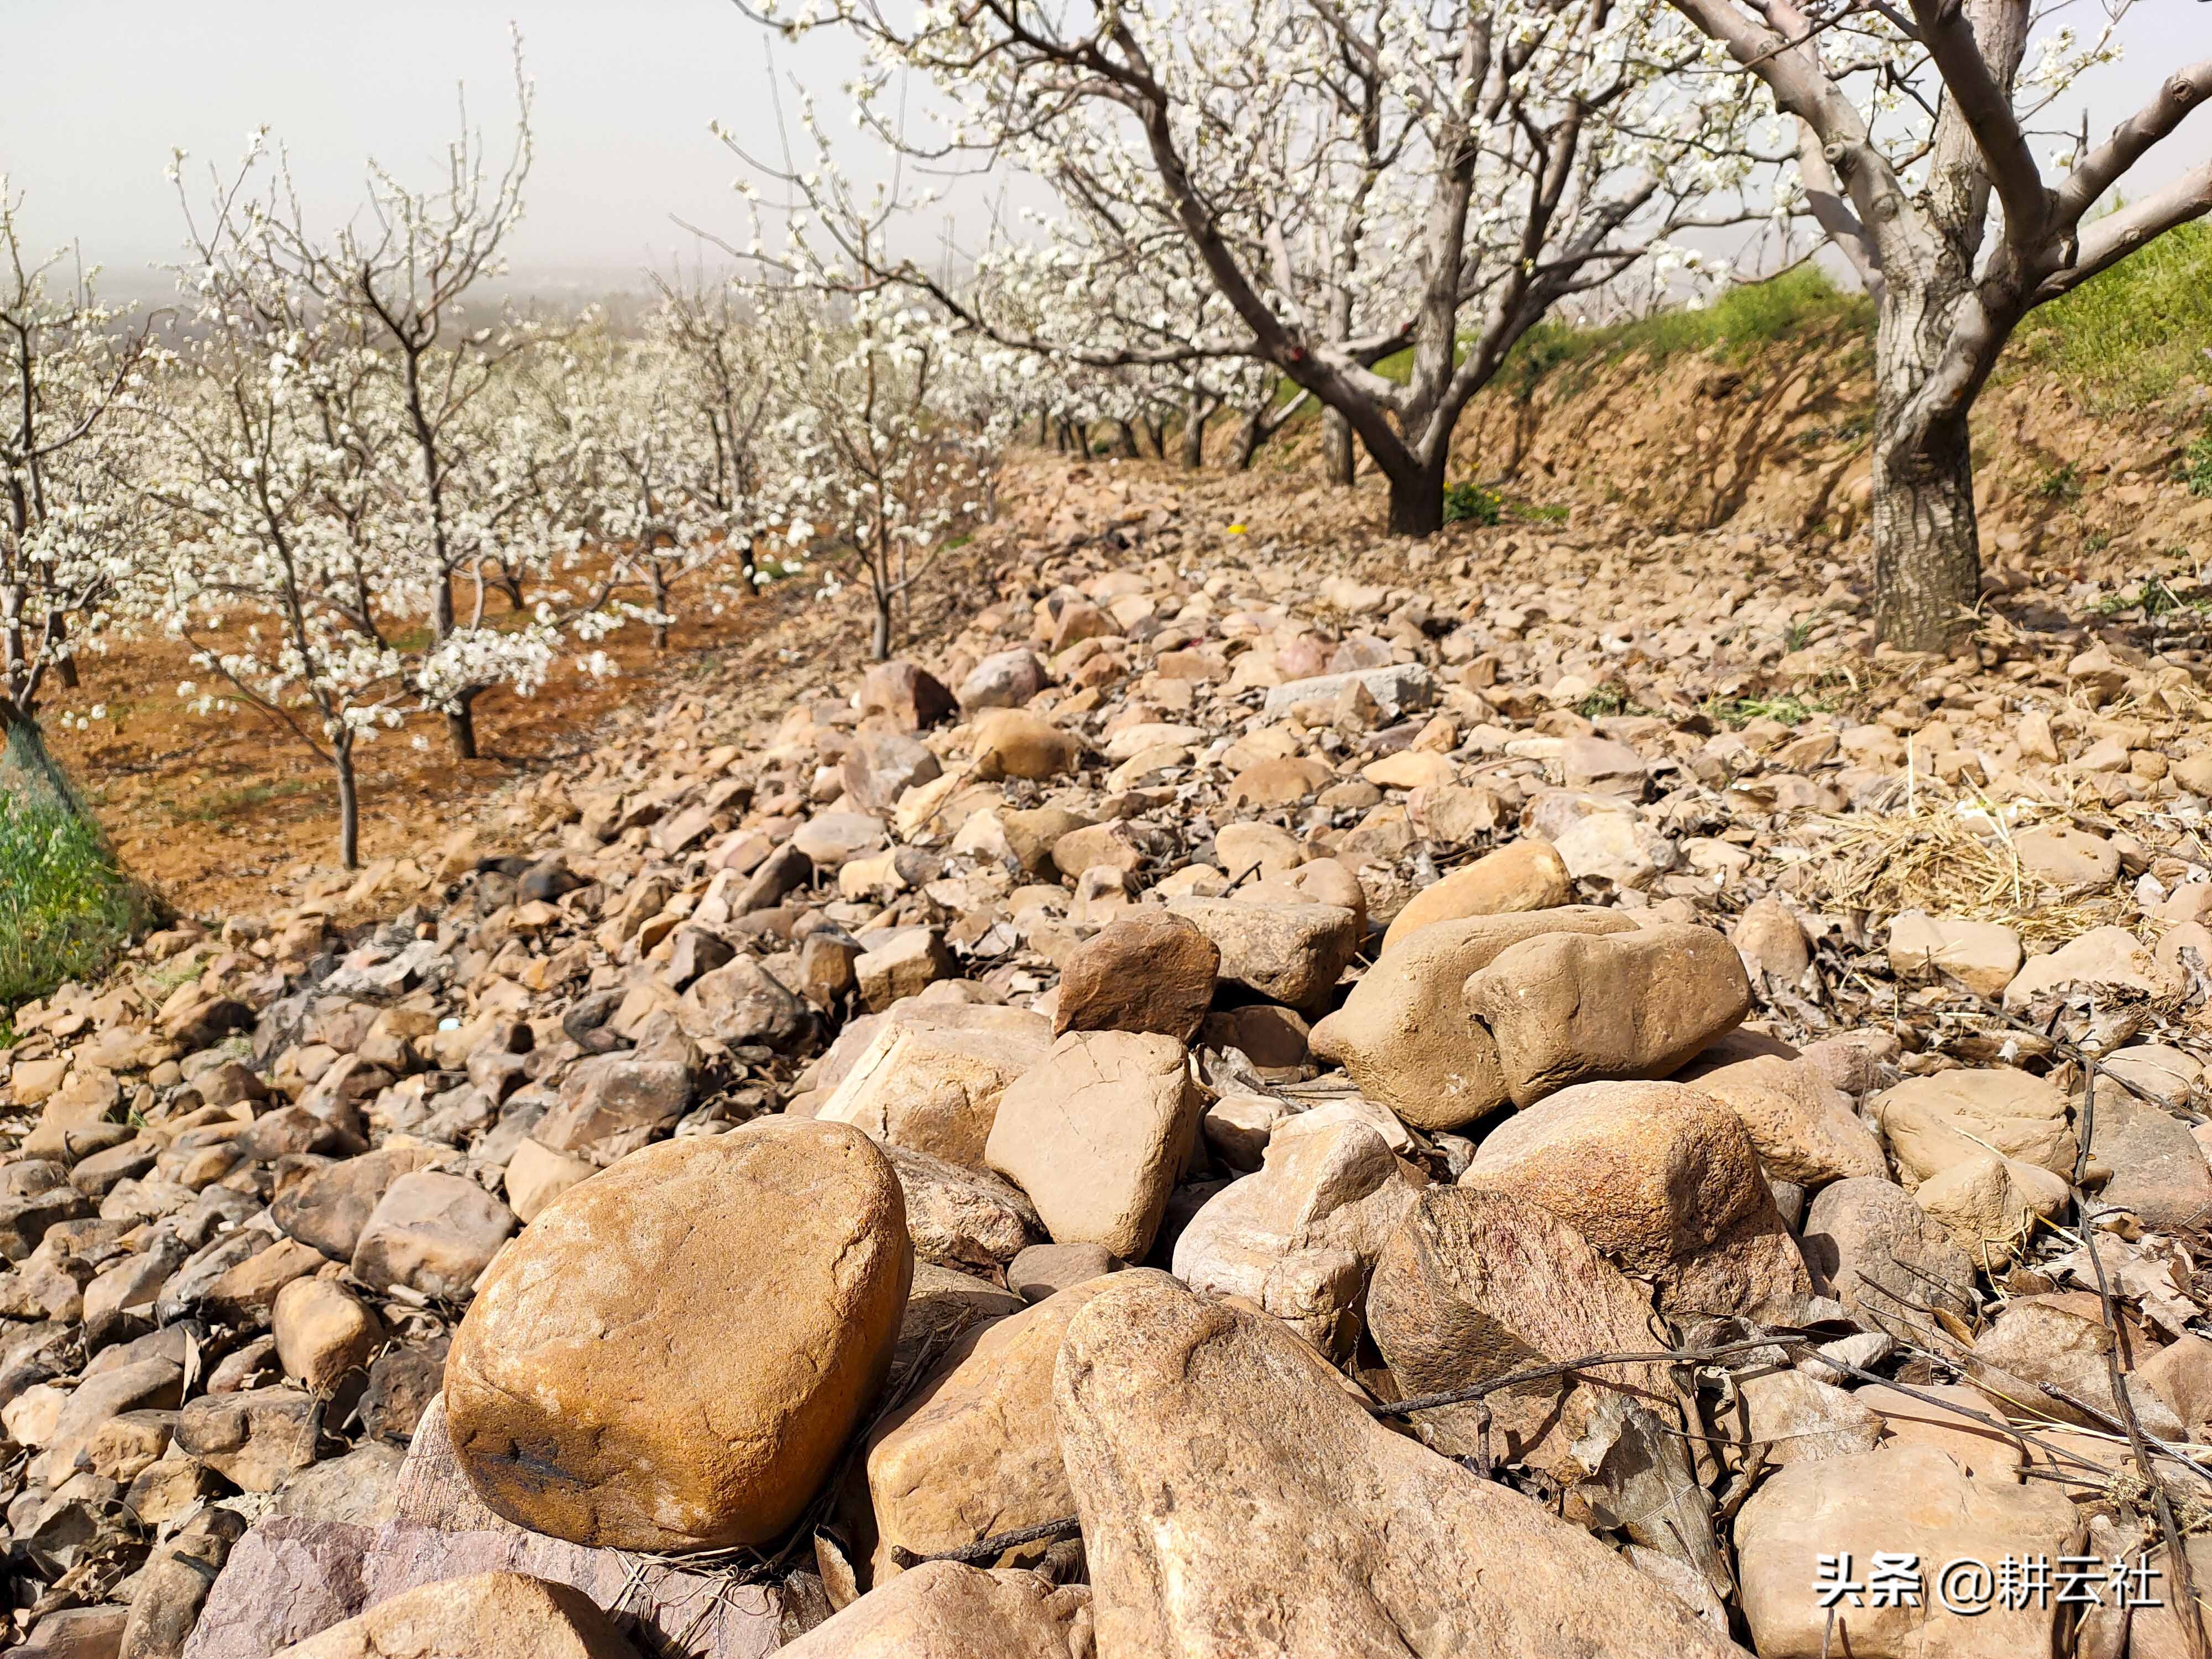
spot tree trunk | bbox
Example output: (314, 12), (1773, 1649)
(1871, 415), (1979, 653)
(870, 591), (892, 662)
(1385, 450), (1449, 537)
(1869, 275), (1987, 652)
(1321, 408), (1355, 487)
(1179, 401), (1213, 469)
(1113, 420), (1140, 459)
(1140, 416), (1165, 458)
(334, 738), (360, 871)
(447, 698), (479, 761)
(1230, 407), (1266, 471)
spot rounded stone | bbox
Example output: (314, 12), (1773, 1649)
(444, 1118), (912, 1550)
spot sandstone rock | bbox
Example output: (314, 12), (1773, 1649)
(818, 1007), (1055, 1170)
(676, 957), (811, 1050)
(1678, 1053), (1885, 1188)
(1261, 662), (1436, 720)
(1163, 898), (1358, 1016)
(1886, 911), (2022, 999)
(1558, 735), (1647, 793)
(121, 1505), (246, 1659)
(1224, 755), (1331, 806)
(842, 731), (943, 814)
(1970, 1293), (2185, 1438)
(1722, 1368), (1883, 1467)
(1912, 1151), (2065, 1269)
(351, 1171), (515, 1301)
(531, 1056), (693, 1160)
(1052, 914), (1219, 1041)
(1006, 1241), (1119, 1302)
(1311, 907), (1632, 1131)
(1735, 1443), (2079, 1659)
(2015, 823), (2121, 890)
(986, 1031), (1200, 1260)
(1172, 1113), (1424, 1355)
(958, 649), (1046, 712)
(1464, 923), (1750, 1108)
(446, 1120), (911, 1549)
(867, 1279), (1116, 1577)
(1378, 841), (1572, 951)
(776, 1562), (1092, 1659)
(1368, 1186), (1678, 1476)
(857, 928), (958, 1011)
(1871, 1068), (2078, 1184)
(2003, 924), (2178, 1009)
(270, 1572), (641, 1659)
(1053, 1274), (1747, 1658)
(1730, 894), (1811, 985)
(503, 1139), (596, 1224)
(1550, 811), (1678, 889)
(273, 1278), (384, 1391)
(859, 660), (956, 729)
(1465, 1081), (1811, 1321)
(886, 1145), (1040, 1270)
(1853, 1381), (2025, 1479)
(175, 1386), (321, 1492)
(1799, 1177), (1976, 1338)
(972, 711), (1079, 781)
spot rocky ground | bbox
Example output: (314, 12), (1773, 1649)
(8, 457), (2212, 1658)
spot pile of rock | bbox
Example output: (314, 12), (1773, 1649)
(7, 462), (2212, 1658)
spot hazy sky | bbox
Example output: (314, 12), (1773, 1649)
(6, 0), (2211, 300)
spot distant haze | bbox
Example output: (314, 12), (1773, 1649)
(4, 0), (2209, 304)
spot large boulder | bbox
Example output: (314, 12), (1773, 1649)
(1164, 898), (1359, 1016)
(1378, 841), (1573, 951)
(1310, 907), (1631, 1131)
(270, 1572), (640, 1659)
(1172, 1113), (1426, 1355)
(445, 1120), (912, 1550)
(865, 1279), (1116, 1578)
(816, 1006), (1055, 1171)
(1464, 923), (1750, 1108)
(1052, 914), (1220, 1042)
(985, 1032), (1201, 1261)
(1735, 1444), (2080, 1659)
(1464, 1081), (1811, 1321)
(1052, 1274), (1749, 1658)
(776, 1562), (1092, 1659)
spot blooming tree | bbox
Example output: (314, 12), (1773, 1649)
(140, 151), (416, 869)
(736, 0), (1773, 533)
(761, 290), (1004, 661)
(1663, 0), (2212, 649)
(0, 185), (156, 778)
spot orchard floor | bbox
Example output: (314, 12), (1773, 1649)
(34, 588), (789, 919)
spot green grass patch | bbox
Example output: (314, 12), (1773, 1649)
(0, 793), (148, 1009)
(2184, 426), (2212, 498)
(1505, 267), (1875, 399)
(1703, 693), (1832, 728)
(2011, 220), (2212, 408)
(1443, 481), (1503, 526)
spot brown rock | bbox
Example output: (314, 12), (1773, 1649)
(1378, 841), (1573, 951)
(446, 1120), (912, 1550)
(1053, 1274), (1749, 1659)
(1052, 914), (1219, 1042)
(1464, 923), (1751, 1108)
(272, 1572), (640, 1659)
(270, 1147), (445, 1264)
(1678, 1053), (1886, 1187)
(1799, 1177), (1976, 1338)
(1310, 907), (1631, 1131)
(1465, 1080), (1811, 1321)
(818, 1006), (1055, 1170)
(1163, 898), (1358, 1016)
(778, 1563), (1091, 1659)
(866, 1280), (1117, 1577)
(273, 1278), (384, 1391)
(351, 1171), (514, 1301)
(972, 711), (1079, 782)
(986, 1032), (1201, 1260)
